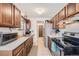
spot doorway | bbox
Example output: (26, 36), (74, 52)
(38, 25), (43, 37)
(37, 21), (44, 38)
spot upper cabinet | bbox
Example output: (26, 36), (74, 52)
(0, 4), (2, 25)
(58, 7), (66, 21)
(66, 3), (76, 17)
(50, 3), (79, 29)
(0, 3), (21, 28)
(14, 6), (21, 28)
(52, 15), (59, 29)
(76, 3), (79, 13)
(2, 3), (12, 27)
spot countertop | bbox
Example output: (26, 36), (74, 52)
(48, 34), (64, 45)
(48, 34), (63, 38)
(0, 33), (34, 50)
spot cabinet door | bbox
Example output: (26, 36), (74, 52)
(15, 7), (21, 28)
(48, 37), (51, 51)
(53, 17), (56, 29)
(24, 40), (29, 56)
(51, 19), (54, 29)
(67, 3), (76, 17)
(24, 44), (29, 56)
(0, 4), (2, 25)
(55, 15), (59, 29)
(2, 3), (12, 26)
(16, 48), (24, 56)
(76, 3), (79, 13)
(13, 43), (24, 56)
(58, 7), (66, 21)
(53, 15), (59, 29)
(58, 22), (65, 29)
(11, 4), (15, 27)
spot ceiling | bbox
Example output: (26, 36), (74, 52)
(14, 3), (67, 20)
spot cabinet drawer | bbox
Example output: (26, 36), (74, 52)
(13, 43), (24, 56)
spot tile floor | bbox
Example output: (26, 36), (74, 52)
(28, 37), (52, 56)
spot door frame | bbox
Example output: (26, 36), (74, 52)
(37, 21), (44, 38)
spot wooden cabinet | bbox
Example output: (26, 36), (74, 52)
(58, 7), (66, 21)
(53, 15), (59, 29)
(13, 43), (24, 56)
(0, 3), (21, 28)
(0, 35), (33, 56)
(76, 3), (79, 12)
(58, 22), (65, 29)
(16, 48), (24, 56)
(52, 20), (54, 29)
(14, 6), (21, 28)
(50, 3), (79, 29)
(0, 4), (2, 25)
(2, 3), (12, 27)
(24, 36), (33, 56)
(11, 4), (15, 27)
(14, 36), (33, 56)
(48, 37), (51, 51)
(24, 38), (30, 56)
(66, 3), (76, 17)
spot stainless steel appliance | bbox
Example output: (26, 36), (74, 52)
(0, 32), (17, 45)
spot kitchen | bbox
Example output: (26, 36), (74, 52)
(0, 3), (79, 56)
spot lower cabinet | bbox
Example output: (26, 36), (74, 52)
(14, 36), (33, 56)
(24, 36), (33, 56)
(16, 48), (24, 56)
(13, 43), (25, 56)
(48, 37), (51, 51)
(0, 36), (33, 56)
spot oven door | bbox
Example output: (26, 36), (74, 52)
(51, 39), (65, 56)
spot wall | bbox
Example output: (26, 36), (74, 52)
(59, 14), (79, 37)
(30, 18), (50, 46)
(64, 14), (79, 32)
(65, 22), (79, 32)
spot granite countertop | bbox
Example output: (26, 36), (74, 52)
(0, 33), (34, 50)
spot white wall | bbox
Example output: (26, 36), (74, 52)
(65, 22), (79, 32)
(30, 18), (49, 46)
(31, 19), (37, 46)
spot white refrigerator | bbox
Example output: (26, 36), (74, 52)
(44, 20), (53, 48)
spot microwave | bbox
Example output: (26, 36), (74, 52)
(0, 32), (17, 45)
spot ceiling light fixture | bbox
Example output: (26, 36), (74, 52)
(34, 8), (46, 15)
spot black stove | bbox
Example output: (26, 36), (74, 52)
(52, 35), (79, 56)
